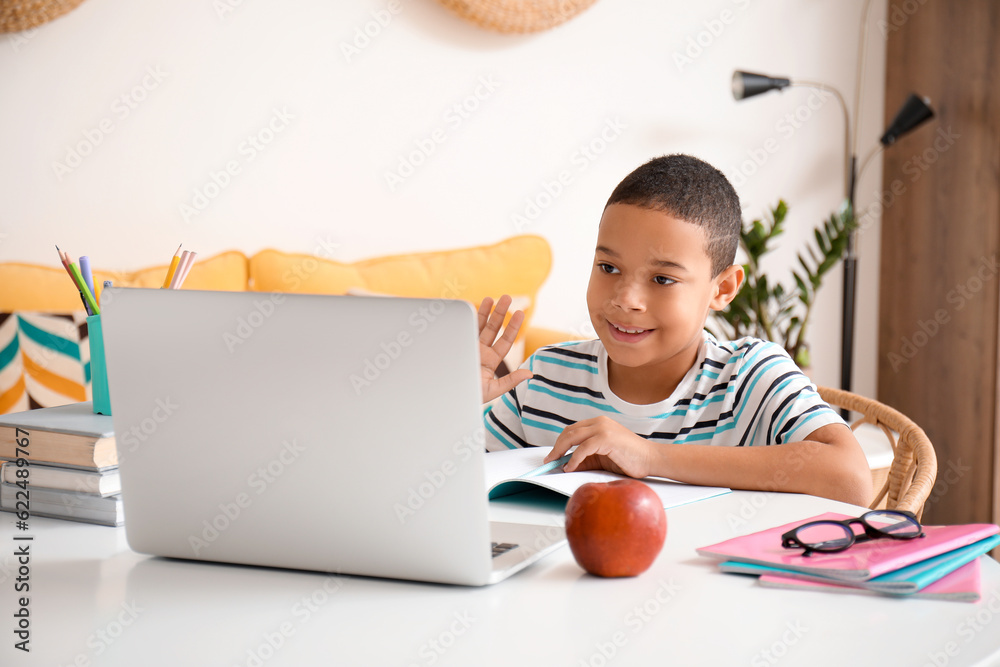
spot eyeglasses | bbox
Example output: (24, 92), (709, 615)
(781, 510), (925, 557)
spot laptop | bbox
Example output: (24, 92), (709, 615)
(100, 287), (566, 585)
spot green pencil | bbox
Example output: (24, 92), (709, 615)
(69, 262), (100, 315)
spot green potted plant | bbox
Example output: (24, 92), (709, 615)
(711, 201), (858, 369)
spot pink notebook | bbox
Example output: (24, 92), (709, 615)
(758, 560), (982, 602)
(696, 512), (1000, 581)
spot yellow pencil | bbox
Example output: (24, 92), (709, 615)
(161, 244), (183, 289)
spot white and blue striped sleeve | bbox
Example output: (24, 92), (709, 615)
(731, 341), (845, 447)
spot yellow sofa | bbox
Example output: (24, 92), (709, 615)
(0, 235), (572, 414)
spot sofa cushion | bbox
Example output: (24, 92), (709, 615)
(248, 235), (552, 341)
(0, 312), (90, 414)
(0, 250), (249, 314)
(0, 239), (552, 414)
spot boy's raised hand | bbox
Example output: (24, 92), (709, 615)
(544, 416), (654, 479)
(478, 295), (533, 404)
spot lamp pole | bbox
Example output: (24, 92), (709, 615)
(841, 0), (873, 396)
(842, 157), (858, 396)
(792, 80), (856, 401)
(731, 1), (933, 403)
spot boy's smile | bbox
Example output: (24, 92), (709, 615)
(607, 322), (653, 342)
(586, 204), (742, 405)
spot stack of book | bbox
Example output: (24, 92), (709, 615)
(0, 402), (122, 526)
(697, 512), (1000, 602)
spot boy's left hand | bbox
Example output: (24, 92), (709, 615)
(545, 416), (653, 479)
(478, 295), (533, 404)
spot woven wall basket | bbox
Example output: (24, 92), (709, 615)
(0, 0), (86, 33)
(436, 0), (598, 34)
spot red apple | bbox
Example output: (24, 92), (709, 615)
(565, 479), (667, 577)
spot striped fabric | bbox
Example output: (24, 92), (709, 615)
(484, 333), (844, 451)
(0, 312), (90, 414)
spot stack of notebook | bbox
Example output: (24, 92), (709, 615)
(0, 402), (122, 526)
(697, 512), (1000, 602)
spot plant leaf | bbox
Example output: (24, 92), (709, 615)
(792, 271), (809, 304)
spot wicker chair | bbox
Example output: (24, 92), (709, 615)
(817, 386), (938, 520)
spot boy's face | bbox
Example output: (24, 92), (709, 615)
(586, 204), (740, 397)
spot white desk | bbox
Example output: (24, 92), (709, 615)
(3, 491), (1000, 667)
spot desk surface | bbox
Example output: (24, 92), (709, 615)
(3, 491), (1000, 667)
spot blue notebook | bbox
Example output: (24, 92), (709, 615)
(757, 560), (982, 602)
(718, 534), (1000, 595)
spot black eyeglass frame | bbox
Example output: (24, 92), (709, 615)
(780, 510), (925, 557)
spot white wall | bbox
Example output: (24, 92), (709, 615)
(0, 0), (888, 396)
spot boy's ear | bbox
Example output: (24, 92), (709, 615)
(709, 264), (745, 311)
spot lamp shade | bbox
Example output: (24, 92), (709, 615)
(731, 71), (792, 100)
(881, 93), (934, 146)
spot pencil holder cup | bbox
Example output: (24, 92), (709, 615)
(87, 314), (111, 415)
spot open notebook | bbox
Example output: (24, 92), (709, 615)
(485, 446), (730, 509)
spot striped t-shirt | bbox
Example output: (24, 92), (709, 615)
(484, 333), (843, 451)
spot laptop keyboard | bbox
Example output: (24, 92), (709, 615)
(491, 542), (519, 558)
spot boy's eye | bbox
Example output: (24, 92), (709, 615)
(654, 275), (676, 286)
(598, 263), (619, 275)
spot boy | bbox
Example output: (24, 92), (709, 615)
(478, 154), (873, 506)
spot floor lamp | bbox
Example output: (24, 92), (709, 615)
(728, 0), (939, 400)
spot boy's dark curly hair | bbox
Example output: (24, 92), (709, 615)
(606, 154), (742, 277)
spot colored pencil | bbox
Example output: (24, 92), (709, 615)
(68, 262), (100, 315)
(171, 251), (198, 289)
(58, 247), (92, 313)
(55, 245), (72, 277)
(162, 244), (183, 288)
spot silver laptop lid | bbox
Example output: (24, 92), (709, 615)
(101, 288), (493, 585)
